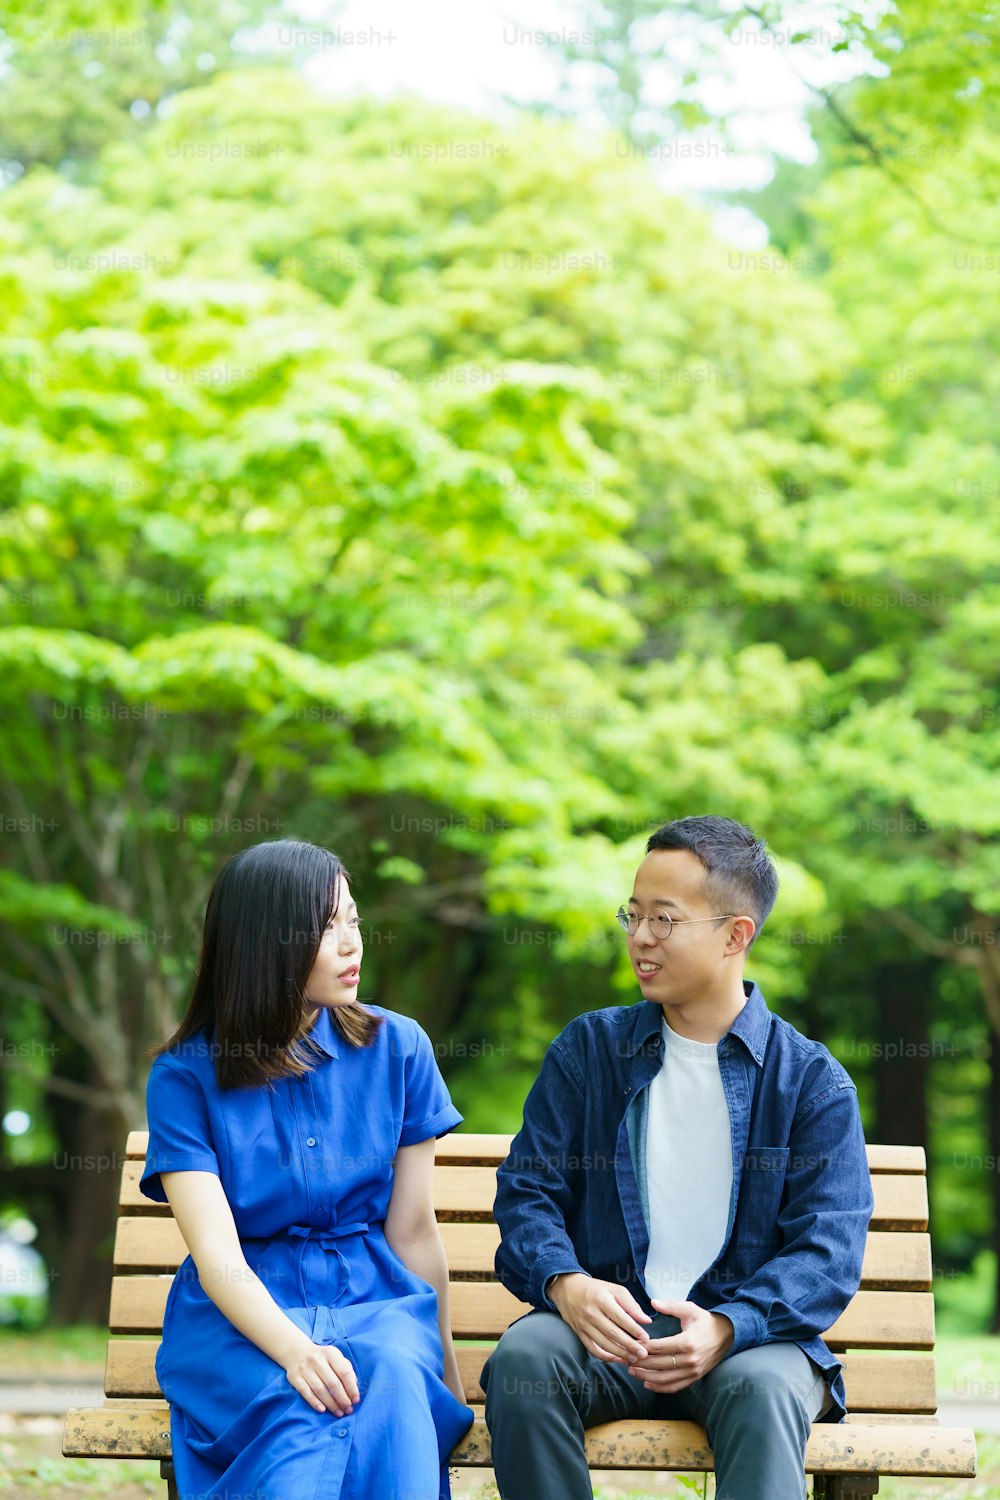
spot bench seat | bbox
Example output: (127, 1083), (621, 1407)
(63, 1132), (978, 1498)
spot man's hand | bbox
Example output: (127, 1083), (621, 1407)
(627, 1297), (735, 1393)
(548, 1273), (653, 1364)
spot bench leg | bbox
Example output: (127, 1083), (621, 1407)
(160, 1458), (178, 1500)
(813, 1478), (879, 1499)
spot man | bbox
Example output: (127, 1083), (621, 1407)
(481, 815), (875, 1500)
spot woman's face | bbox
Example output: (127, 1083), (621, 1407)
(302, 876), (363, 1019)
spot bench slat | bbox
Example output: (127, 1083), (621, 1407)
(108, 1275), (935, 1349)
(119, 1160), (929, 1232)
(124, 1130), (926, 1174)
(62, 1404), (976, 1476)
(104, 1339), (940, 1413)
(111, 1216), (933, 1290)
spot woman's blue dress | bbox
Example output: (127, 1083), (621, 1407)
(140, 1003), (476, 1500)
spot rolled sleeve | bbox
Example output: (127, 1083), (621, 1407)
(541, 1263), (593, 1313)
(139, 1056), (220, 1203)
(715, 1301), (767, 1357)
(397, 1020), (463, 1147)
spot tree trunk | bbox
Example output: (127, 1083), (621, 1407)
(990, 1032), (1000, 1334)
(871, 959), (931, 1152)
(52, 1099), (124, 1325)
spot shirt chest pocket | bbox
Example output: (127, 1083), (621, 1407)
(737, 1145), (790, 1245)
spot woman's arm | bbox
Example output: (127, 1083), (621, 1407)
(160, 1169), (359, 1416)
(384, 1137), (467, 1406)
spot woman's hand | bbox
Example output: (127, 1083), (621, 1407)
(283, 1340), (360, 1416)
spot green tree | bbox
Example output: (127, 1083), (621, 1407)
(0, 0), (307, 181)
(0, 70), (839, 1312)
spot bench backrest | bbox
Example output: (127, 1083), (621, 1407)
(108, 1132), (938, 1416)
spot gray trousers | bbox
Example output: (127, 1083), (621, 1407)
(481, 1310), (835, 1500)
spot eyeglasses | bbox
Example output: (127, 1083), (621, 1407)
(615, 907), (738, 940)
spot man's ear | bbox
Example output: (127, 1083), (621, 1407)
(728, 915), (756, 957)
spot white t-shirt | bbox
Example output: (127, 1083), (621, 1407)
(643, 1016), (733, 1302)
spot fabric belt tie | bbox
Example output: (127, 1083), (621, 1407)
(285, 1221), (369, 1307)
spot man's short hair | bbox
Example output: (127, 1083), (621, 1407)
(645, 815), (778, 951)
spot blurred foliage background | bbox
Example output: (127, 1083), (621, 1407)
(0, 0), (997, 1335)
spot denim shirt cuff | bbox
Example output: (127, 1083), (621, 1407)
(712, 1301), (767, 1356)
(536, 1260), (593, 1312)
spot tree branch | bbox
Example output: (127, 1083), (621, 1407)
(0, 957), (111, 1070)
(0, 1060), (116, 1110)
(882, 907), (971, 963)
(217, 751), (257, 826)
(739, 2), (998, 249)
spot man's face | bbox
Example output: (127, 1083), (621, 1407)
(626, 848), (738, 1005)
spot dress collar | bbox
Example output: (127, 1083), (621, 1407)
(297, 1004), (340, 1060)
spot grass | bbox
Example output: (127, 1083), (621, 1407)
(0, 1421), (162, 1500)
(936, 1253), (996, 1338)
(936, 1334), (1000, 1401)
(0, 1325), (108, 1375)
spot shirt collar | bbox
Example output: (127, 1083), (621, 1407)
(627, 979), (770, 1065)
(297, 1005), (339, 1060)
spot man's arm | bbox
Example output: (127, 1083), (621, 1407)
(710, 1080), (875, 1356)
(493, 1037), (593, 1312)
(495, 1033), (656, 1365)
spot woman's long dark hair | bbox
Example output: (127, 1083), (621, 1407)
(150, 839), (384, 1088)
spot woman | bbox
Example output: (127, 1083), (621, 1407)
(140, 839), (475, 1500)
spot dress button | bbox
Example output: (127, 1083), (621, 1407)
(306, 1137), (317, 1146)
(338, 1427), (348, 1437)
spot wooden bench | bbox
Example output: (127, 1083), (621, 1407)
(64, 1132), (977, 1498)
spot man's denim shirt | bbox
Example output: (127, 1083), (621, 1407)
(493, 981), (875, 1424)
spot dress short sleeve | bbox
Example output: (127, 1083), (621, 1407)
(139, 1055), (221, 1203)
(398, 1021), (464, 1147)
